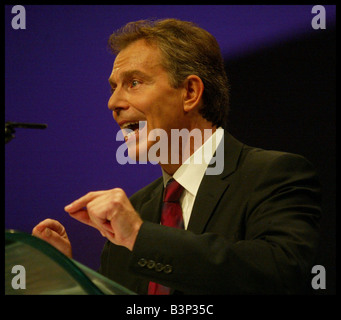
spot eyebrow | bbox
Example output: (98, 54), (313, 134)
(108, 69), (153, 87)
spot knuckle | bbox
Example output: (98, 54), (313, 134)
(86, 191), (95, 198)
(110, 199), (123, 212)
(39, 218), (56, 228)
(112, 187), (125, 196)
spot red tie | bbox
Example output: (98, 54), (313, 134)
(148, 179), (184, 295)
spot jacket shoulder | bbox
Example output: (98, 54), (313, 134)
(240, 145), (316, 173)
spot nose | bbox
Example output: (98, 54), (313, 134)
(108, 86), (129, 117)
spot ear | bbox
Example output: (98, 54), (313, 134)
(183, 75), (204, 112)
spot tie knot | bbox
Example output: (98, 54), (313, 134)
(164, 179), (184, 202)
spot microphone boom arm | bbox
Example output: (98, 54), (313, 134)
(5, 122), (48, 144)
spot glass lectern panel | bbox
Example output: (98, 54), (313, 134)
(5, 230), (136, 295)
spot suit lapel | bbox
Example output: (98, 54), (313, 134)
(136, 132), (244, 234)
(138, 180), (164, 223)
(187, 131), (244, 234)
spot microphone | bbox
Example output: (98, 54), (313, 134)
(5, 121), (48, 144)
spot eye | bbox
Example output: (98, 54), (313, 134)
(110, 87), (116, 94)
(130, 79), (140, 88)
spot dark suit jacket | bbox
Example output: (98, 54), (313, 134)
(99, 132), (321, 294)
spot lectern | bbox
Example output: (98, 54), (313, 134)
(5, 230), (136, 295)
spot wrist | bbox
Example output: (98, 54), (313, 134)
(126, 219), (143, 251)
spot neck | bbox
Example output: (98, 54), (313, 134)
(160, 124), (216, 175)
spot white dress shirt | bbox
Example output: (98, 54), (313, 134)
(162, 128), (223, 229)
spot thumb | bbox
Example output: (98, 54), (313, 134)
(67, 208), (96, 229)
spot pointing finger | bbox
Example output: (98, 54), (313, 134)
(64, 191), (102, 213)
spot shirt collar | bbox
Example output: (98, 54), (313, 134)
(162, 128), (223, 196)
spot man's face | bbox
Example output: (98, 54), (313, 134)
(108, 39), (187, 161)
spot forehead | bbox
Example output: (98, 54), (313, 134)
(110, 40), (162, 78)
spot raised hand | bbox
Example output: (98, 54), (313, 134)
(64, 188), (143, 251)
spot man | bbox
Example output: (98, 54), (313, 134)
(32, 18), (321, 294)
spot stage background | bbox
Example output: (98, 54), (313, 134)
(5, 5), (336, 294)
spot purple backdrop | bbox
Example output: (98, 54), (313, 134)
(5, 5), (336, 269)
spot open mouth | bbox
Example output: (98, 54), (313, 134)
(121, 121), (147, 142)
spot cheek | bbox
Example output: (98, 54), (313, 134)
(146, 110), (173, 133)
(138, 88), (184, 128)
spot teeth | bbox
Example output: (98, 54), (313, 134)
(121, 121), (140, 141)
(120, 121), (146, 141)
(125, 130), (137, 139)
(121, 121), (139, 129)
